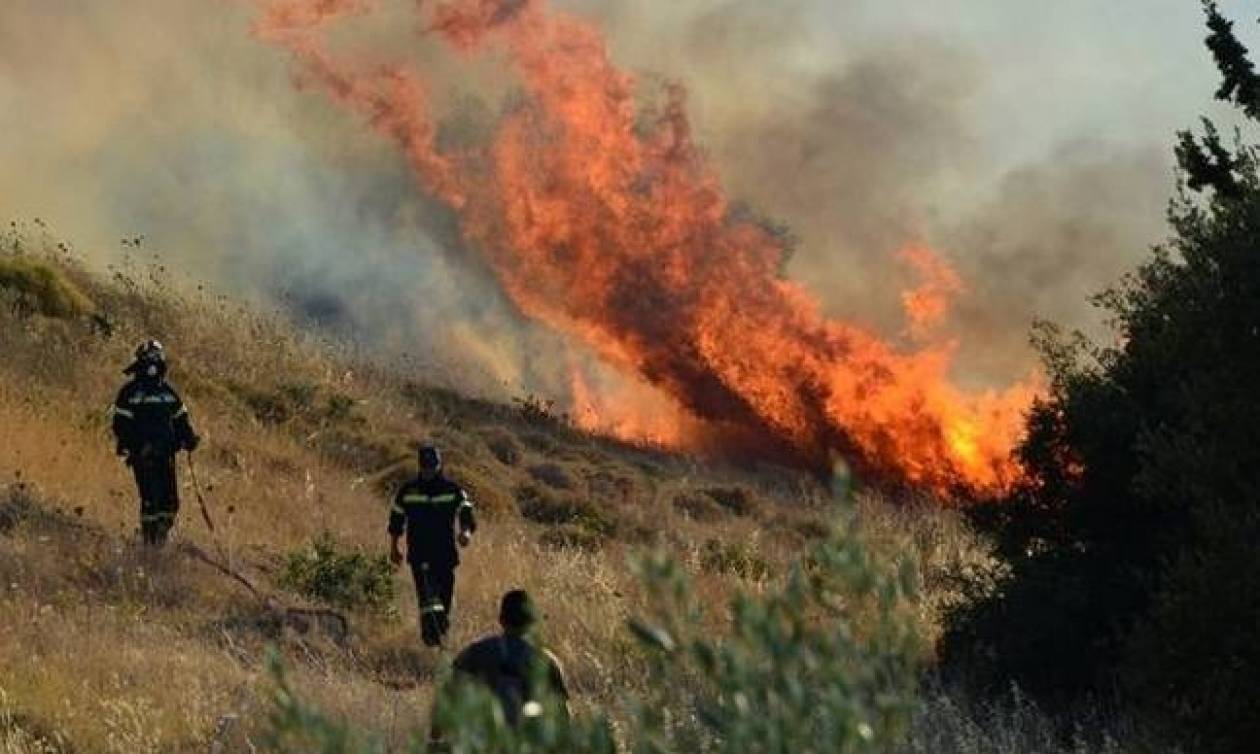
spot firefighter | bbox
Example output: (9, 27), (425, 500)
(449, 590), (570, 725)
(429, 590), (570, 747)
(111, 340), (199, 546)
(389, 443), (476, 647)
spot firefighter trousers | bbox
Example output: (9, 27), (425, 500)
(411, 561), (456, 647)
(131, 454), (180, 546)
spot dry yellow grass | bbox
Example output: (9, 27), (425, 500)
(0, 227), (989, 751)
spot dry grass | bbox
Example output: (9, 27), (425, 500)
(897, 680), (1173, 754)
(851, 492), (1000, 644)
(0, 254), (94, 320)
(0, 226), (1011, 751)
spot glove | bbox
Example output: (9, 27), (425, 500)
(115, 442), (129, 458)
(185, 434), (201, 453)
(457, 530), (472, 548)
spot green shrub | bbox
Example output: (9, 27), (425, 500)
(279, 532), (394, 613)
(0, 255), (94, 319)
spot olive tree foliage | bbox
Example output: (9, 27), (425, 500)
(262, 513), (924, 754)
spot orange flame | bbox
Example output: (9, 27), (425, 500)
(569, 367), (689, 449)
(255, 0), (1039, 497)
(899, 245), (964, 342)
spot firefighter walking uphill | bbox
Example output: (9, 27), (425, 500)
(111, 340), (200, 546)
(390, 443), (477, 647)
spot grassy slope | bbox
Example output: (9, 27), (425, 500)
(0, 226), (990, 753)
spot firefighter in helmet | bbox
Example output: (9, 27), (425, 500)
(389, 443), (477, 647)
(111, 340), (200, 546)
(429, 590), (570, 747)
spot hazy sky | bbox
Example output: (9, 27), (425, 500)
(0, 0), (1251, 391)
(824, 0), (1226, 162)
(575, 0), (1232, 165)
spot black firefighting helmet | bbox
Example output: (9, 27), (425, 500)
(125, 339), (167, 378)
(418, 443), (442, 474)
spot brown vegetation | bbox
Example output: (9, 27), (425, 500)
(0, 227), (855, 750)
(0, 225), (1056, 752)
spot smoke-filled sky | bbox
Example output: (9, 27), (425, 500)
(0, 0), (1247, 397)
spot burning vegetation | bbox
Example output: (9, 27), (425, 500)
(255, 0), (1037, 498)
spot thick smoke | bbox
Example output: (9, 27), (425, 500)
(946, 143), (1171, 382)
(0, 0), (589, 395)
(563, 0), (1207, 385)
(0, 0), (1221, 410)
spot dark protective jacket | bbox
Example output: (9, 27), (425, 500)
(451, 633), (570, 726)
(112, 377), (198, 459)
(389, 474), (476, 567)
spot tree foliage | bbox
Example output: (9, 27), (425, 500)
(942, 3), (1260, 751)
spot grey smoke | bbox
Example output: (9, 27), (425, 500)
(0, 0), (1238, 402)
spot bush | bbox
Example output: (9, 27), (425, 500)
(515, 484), (617, 538)
(279, 532), (394, 612)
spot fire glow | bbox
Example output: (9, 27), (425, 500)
(255, 0), (1038, 497)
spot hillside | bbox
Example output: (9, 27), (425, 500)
(0, 223), (1127, 753)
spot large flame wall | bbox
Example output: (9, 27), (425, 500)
(256, 0), (1037, 497)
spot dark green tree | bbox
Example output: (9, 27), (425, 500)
(942, 3), (1260, 750)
